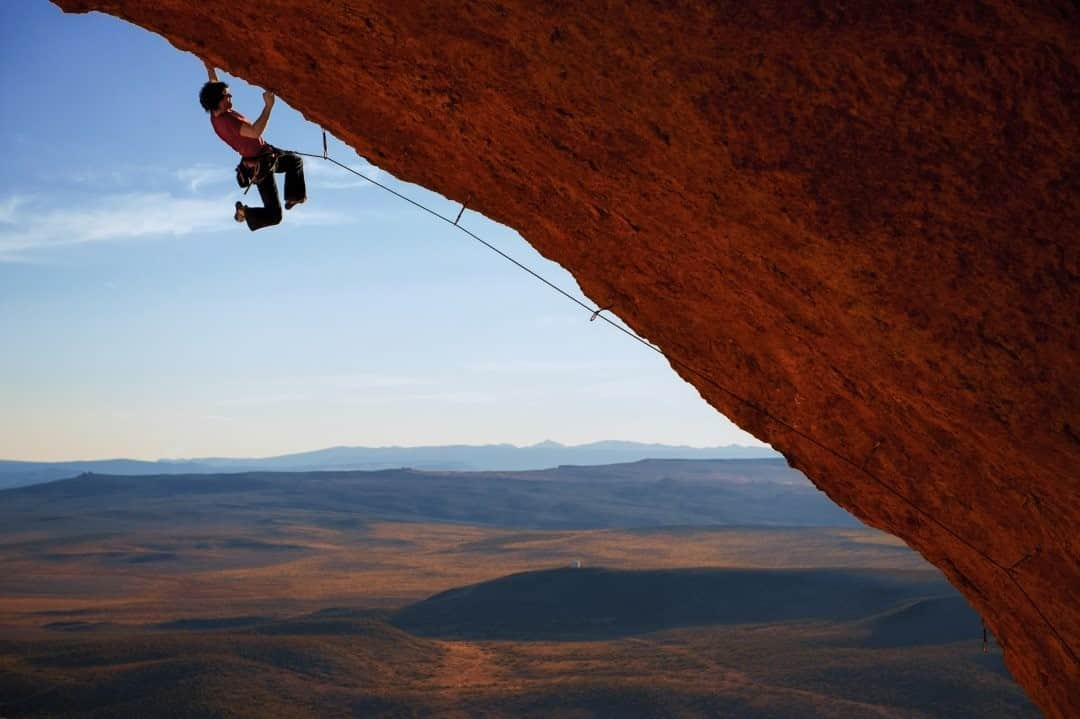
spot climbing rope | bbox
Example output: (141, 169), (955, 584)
(286, 133), (1076, 664)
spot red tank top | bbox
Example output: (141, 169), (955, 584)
(210, 110), (267, 159)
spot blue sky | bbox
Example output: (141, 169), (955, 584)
(0, 2), (767, 460)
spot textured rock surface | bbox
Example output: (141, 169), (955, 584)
(54, 1), (1079, 715)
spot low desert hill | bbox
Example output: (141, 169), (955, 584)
(392, 566), (953, 640)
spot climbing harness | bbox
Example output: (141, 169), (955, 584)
(235, 145), (282, 194)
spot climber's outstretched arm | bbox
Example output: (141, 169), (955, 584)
(239, 91), (276, 139)
(204, 60), (219, 83)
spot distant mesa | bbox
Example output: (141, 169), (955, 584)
(857, 595), (983, 648)
(0, 441), (778, 489)
(391, 566), (953, 641)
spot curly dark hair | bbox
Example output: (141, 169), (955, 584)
(199, 81), (229, 112)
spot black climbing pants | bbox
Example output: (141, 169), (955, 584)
(244, 151), (306, 232)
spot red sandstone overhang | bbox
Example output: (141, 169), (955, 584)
(50, 2), (1080, 715)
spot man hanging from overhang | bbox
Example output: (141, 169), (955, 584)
(199, 61), (306, 231)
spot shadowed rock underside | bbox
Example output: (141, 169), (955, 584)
(52, 1), (1079, 716)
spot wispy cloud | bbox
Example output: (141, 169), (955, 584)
(310, 373), (433, 390)
(254, 372), (434, 391)
(324, 389), (498, 406)
(218, 392), (313, 408)
(175, 164), (228, 193)
(279, 205), (355, 227)
(0, 192), (231, 259)
(0, 195), (31, 224)
(213, 373), (434, 409)
(304, 159), (381, 190)
(0, 191), (355, 260)
(66, 165), (141, 188)
(466, 358), (644, 375)
(391, 390), (497, 405)
(214, 387), (497, 410)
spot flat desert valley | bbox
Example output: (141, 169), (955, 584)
(0, 460), (1035, 717)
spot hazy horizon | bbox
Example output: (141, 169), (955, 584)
(2, 437), (774, 465)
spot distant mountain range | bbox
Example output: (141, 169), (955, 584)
(0, 440), (778, 489)
(0, 458), (853, 529)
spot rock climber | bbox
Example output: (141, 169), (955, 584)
(199, 61), (306, 231)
